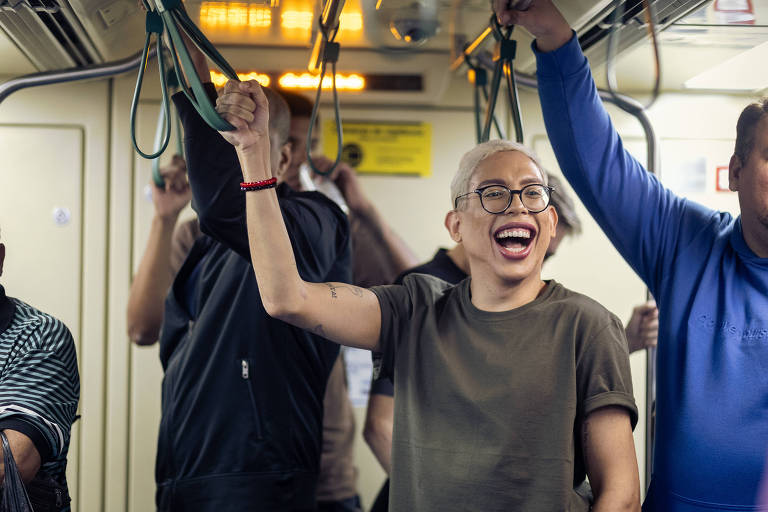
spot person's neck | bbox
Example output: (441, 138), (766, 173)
(445, 245), (469, 274)
(468, 269), (547, 312)
(741, 216), (768, 258)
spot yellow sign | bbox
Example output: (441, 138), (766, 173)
(322, 121), (432, 176)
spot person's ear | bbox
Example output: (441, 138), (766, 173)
(445, 210), (462, 243)
(548, 205), (559, 237)
(0, 243), (5, 278)
(276, 141), (293, 180)
(729, 153), (743, 192)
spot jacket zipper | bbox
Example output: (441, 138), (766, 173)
(241, 359), (263, 439)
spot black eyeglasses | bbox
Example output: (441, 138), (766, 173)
(454, 183), (554, 214)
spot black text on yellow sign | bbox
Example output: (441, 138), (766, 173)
(322, 120), (432, 176)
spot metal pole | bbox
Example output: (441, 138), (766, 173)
(0, 47), (155, 106)
(514, 69), (658, 490)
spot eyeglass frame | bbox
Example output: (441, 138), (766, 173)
(453, 183), (555, 214)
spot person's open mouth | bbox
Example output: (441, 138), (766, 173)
(494, 223), (536, 260)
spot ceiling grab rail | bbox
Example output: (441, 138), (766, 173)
(130, 9), (172, 159)
(604, 0), (662, 487)
(0, 49), (154, 107)
(464, 50), (505, 143)
(305, 0), (345, 177)
(130, 0), (240, 162)
(481, 15), (524, 143)
(606, 0), (662, 110)
(150, 66), (185, 187)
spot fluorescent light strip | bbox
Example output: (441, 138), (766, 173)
(209, 70), (271, 88)
(208, 70), (366, 91)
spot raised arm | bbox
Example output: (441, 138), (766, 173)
(582, 406), (641, 512)
(171, 39), (252, 257)
(499, 0), (717, 294)
(215, 80), (381, 350)
(127, 156), (192, 345)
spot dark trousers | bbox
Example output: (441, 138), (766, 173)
(317, 495), (362, 512)
(369, 480), (389, 512)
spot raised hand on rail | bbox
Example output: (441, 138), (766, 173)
(215, 80), (271, 159)
(492, 0), (571, 52)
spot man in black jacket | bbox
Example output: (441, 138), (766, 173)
(154, 58), (352, 510)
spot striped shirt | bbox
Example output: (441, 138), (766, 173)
(0, 285), (79, 489)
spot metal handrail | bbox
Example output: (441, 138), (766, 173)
(511, 70), (659, 493)
(0, 48), (156, 106)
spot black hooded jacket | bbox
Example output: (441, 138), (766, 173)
(155, 85), (351, 512)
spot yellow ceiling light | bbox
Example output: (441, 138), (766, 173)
(278, 72), (365, 91)
(199, 2), (271, 30)
(339, 11), (362, 32)
(281, 9), (314, 30)
(209, 70), (271, 88)
(200, 2), (229, 28)
(248, 7), (272, 28)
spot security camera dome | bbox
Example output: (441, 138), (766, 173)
(388, 2), (439, 45)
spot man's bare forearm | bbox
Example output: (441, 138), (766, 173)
(0, 429), (41, 484)
(583, 407), (640, 512)
(127, 214), (178, 345)
(363, 393), (394, 474)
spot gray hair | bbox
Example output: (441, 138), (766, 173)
(450, 140), (548, 208)
(546, 173), (582, 234)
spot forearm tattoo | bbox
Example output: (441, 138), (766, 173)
(325, 283), (364, 299)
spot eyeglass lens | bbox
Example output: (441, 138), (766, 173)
(480, 184), (550, 213)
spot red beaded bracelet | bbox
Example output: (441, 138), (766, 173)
(240, 177), (277, 191)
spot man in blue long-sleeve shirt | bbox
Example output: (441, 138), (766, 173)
(494, 1), (768, 510)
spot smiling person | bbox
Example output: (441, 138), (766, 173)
(215, 79), (640, 511)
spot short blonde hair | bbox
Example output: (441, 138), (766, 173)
(450, 140), (548, 208)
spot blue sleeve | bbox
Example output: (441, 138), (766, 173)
(534, 33), (718, 296)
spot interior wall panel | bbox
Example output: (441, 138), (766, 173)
(0, 124), (84, 507)
(0, 79), (111, 511)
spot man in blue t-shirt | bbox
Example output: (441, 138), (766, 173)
(494, 1), (768, 510)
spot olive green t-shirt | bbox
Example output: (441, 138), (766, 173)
(371, 275), (637, 512)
